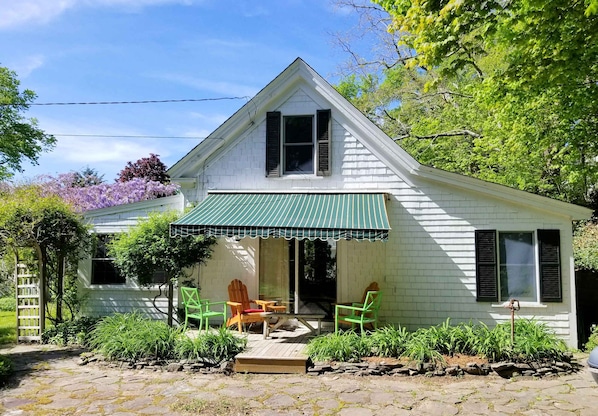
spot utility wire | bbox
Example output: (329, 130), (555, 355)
(51, 134), (205, 140)
(0, 96), (250, 106)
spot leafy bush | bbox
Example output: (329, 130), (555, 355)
(369, 325), (409, 357)
(42, 316), (100, 347)
(0, 354), (13, 382)
(310, 319), (570, 365)
(89, 312), (180, 361)
(469, 322), (512, 362)
(0, 297), (15, 312)
(175, 326), (246, 363)
(403, 328), (445, 365)
(585, 324), (598, 352)
(306, 331), (372, 362)
(510, 319), (567, 361)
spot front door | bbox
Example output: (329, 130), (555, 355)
(259, 238), (337, 318)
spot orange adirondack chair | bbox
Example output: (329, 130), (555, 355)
(226, 279), (275, 333)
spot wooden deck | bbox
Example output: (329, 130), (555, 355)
(234, 323), (319, 374)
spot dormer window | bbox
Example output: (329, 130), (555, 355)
(266, 110), (331, 177)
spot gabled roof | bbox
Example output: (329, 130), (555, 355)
(167, 58), (591, 221)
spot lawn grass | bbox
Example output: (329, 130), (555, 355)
(0, 310), (16, 346)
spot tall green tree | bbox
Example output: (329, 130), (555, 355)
(0, 66), (55, 180)
(108, 212), (216, 326)
(334, 1), (598, 205)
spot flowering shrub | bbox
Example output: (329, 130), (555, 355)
(36, 172), (179, 213)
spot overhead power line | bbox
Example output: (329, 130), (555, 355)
(0, 96), (250, 106)
(51, 134), (205, 140)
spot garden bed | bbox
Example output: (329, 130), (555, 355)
(307, 352), (580, 378)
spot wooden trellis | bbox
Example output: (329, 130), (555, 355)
(16, 263), (44, 342)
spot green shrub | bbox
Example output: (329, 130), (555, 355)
(175, 326), (246, 363)
(89, 312), (180, 361)
(306, 331), (372, 362)
(510, 319), (567, 361)
(469, 322), (513, 362)
(585, 325), (598, 352)
(0, 297), (15, 312)
(0, 354), (13, 382)
(308, 319), (570, 365)
(42, 316), (100, 347)
(369, 325), (409, 357)
(403, 328), (445, 365)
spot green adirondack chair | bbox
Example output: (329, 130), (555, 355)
(334, 290), (382, 333)
(181, 287), (227, 330)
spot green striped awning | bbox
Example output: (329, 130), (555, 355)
(170, 193), (391, 241)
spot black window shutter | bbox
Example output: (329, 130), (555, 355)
(316, 109), (331, 176)
(538, 229), (562, 302)
(266, 111), (281, 177)
(475, 230), (498, 302)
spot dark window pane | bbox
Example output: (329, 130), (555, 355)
(151, 269), (167, 284)
(92, 259), (125, 285)
(284, 116), (313, 144)
(92, 234), (125, 285)
(284, 145), (313, 173)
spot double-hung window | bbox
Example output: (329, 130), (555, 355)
(91, 234), (125, 285)
(475, 229), (562, 303)
(266, 109), (331, 177)
(283, 115), (314, 174)
(498, 232), (536, 301)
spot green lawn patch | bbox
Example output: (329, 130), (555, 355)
(0, 310), (16, 346)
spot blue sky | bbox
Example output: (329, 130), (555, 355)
(1, 0), (369, 182)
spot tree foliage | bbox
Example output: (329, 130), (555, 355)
(108, 211), (216, 324)
(0, 184), (91, 322)
(334, 1), (598, 269)
(117, 153), (170, 184)
(333, 1), (598, 205)
(0, 66), (55, 180)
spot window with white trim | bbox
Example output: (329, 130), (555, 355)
(283, 115), (314, 174)
(266, 109), (331, 177)
(91, 234), (125, 285)
(91, 234), (168, 285)
(475, 229), (561, 303)
(499, 232), (536, 302)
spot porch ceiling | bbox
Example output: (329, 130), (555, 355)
(170, 192), (391, 241)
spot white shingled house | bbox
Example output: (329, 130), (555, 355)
(79, 58), (591, 348)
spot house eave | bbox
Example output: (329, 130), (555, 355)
(414, 165), (592, 221)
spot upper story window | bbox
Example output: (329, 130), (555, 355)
(284, 115), (314, 174)
(266, 109), (331, 177)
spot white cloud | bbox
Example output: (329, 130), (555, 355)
(0, 0), (199, 29)
(10, 55), (46, 78)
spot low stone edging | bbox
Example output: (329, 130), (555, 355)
(308, 357), (581, 378)
(78, 352), (581, 379)
(78, 352), (235, 375)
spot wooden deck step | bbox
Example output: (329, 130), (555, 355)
(234, 327), (313, 374)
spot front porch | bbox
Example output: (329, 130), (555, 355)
(206, 319), (332, 374)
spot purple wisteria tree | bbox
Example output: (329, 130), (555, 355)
(37, 172), (179, 213)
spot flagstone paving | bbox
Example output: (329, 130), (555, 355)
(1, 344), (598, 415)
